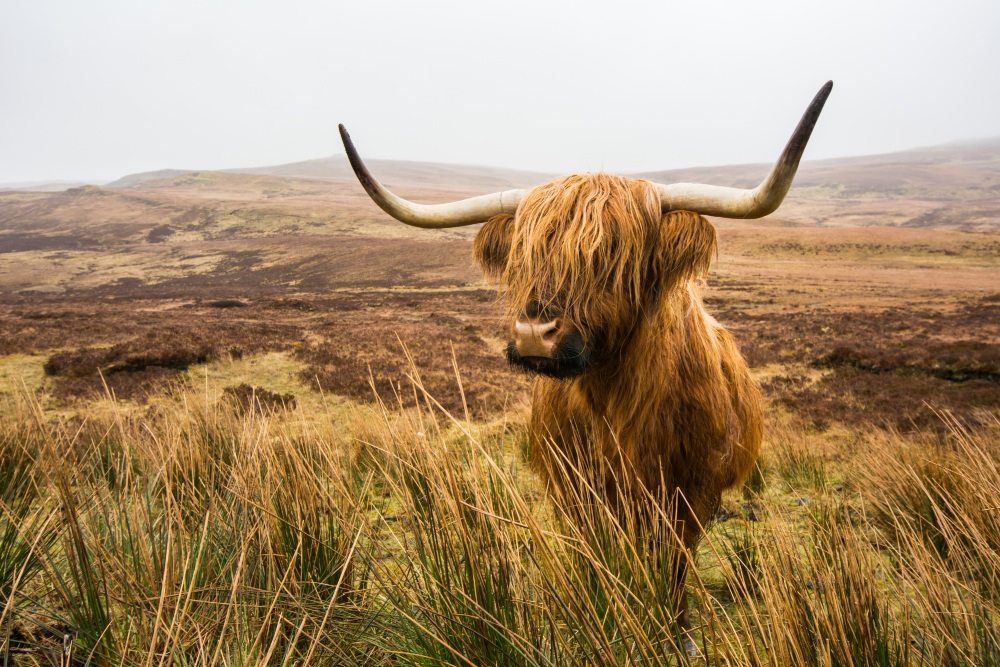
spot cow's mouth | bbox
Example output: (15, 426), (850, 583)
(505, 340), (590, 379)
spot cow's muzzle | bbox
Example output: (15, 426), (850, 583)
(507, 313), (590, 379)
(512, 318), (562, 358)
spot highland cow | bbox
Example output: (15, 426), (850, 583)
(340, 81), (832, 653)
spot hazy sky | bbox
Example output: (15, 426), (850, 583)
(2, 0), (999, 183)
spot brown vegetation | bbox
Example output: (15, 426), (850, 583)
(38, 320), (302, 400)
(0, 234), (995, 425)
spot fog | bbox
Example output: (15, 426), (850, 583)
(2, 0), (999, 183)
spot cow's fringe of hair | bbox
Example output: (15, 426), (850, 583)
(474, 174), (719, 350)
(500, 173), (661, 333)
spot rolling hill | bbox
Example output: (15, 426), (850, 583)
(99, 136), (1000, 232)
(0, 138), (997, 298)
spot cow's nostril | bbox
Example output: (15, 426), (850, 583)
(513, 319), (561, 358)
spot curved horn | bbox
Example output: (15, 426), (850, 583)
(655, 80), (833, 219)
(339, 125), (526, 228)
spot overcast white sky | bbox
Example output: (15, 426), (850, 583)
(2, 0), (999, 183)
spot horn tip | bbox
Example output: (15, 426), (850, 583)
(339, 125), (360, 162)
(817, 80), (834, 103)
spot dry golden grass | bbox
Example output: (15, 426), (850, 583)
(1, 368), (998, 665)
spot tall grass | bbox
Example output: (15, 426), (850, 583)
(1, 374), (999, 666)
(1, 392), (377, 665)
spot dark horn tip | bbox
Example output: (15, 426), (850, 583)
(339, 125), (363, 168)
(792, 81), (834, 142)
(814, 81), (834, 106)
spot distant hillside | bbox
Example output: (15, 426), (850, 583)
(0, 180), (103, 193)
(638, 138), (1000, 231)
(15, 136), (1000, 236)
(106, 169), (194, 188)
(230, 136), (1000, 201)
(108, 158), (551, 194)
(233, 156), (552, 192)
(637, 137), (1000, 194)
(2, 137), (998, 300)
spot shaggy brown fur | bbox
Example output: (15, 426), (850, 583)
(473, 173), (764, 642)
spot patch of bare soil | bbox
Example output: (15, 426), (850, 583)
(293, 294), (528, 418)
(712, 284), (1000, 432)
(223, 383), (297, 415)
(39, 319), (302, 400)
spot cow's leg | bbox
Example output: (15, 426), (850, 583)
(671, 512), (704, 659)
(673, 554), (700, 658)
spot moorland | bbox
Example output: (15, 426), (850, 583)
(0, 138), (998, 665)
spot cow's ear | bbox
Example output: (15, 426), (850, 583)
(649, 210), (718, 292)
(473, 213), (514, 281)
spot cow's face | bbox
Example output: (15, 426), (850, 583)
(473, 174), (717, 379)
